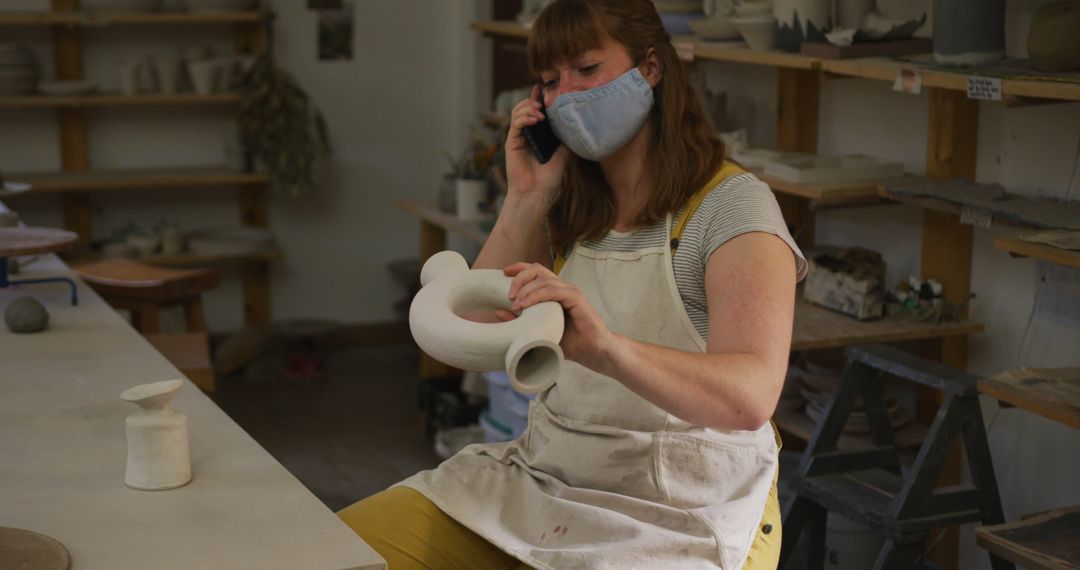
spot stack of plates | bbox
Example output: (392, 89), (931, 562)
(0, 44), (38, 96)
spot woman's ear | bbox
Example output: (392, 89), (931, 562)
(640, 46), (663, 87)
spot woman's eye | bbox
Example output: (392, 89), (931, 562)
(579, 64), (599, 75)
(542, 79), (557, 90)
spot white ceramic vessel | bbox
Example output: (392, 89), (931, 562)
(37, 80), (97, 95)
(187, 59), (218, 95)
(733, 16), (778, 50)
(689, 16), (741, 40)
(409, 251), (564, 394)
(121, 379), (191, 491)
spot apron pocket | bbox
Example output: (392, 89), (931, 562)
(523, 402), (666, 503)
(656, 431), (771, 510)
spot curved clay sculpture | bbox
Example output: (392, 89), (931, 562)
(410, 251), (564, 393)
(121, 379), (191, 491)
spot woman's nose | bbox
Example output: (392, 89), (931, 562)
(551, 73), (583, 103)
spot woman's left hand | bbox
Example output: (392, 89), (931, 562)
(501, 262), (615, 371)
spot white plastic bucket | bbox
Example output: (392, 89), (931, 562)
(483, 371), (533, 438)
(825, 512), (886, 570)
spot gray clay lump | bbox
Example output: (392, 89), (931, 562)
(5, 296), (49, 333)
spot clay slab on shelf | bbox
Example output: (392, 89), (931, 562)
(763, 154), (905, 184)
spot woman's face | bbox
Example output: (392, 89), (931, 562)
(538, 38), (637, 108)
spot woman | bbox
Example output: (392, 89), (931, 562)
(339, 0), (807, 567)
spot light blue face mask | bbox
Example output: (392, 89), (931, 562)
(546, 67), (655, 162)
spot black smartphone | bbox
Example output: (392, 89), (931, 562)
(522, 102), (561, 165)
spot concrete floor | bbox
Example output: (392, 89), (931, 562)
(214, 343), (441, 512)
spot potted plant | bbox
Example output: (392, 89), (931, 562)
(239, 44), (331, 197)
(448, 127), (499, 222)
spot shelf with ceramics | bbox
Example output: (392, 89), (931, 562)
(0, 9), (263, 26)
(471, 10), (1080, 104)
(0, 91), (241, 107)
(1, 167), (268, 195)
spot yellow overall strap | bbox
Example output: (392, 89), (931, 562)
(553, 161), (746, 275)
(670, 161), (746, 252)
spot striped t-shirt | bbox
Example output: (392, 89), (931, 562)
(572, 172), (808, 342)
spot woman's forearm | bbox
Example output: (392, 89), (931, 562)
(473, 192), (550, 270)
(597, 335), (785, 431)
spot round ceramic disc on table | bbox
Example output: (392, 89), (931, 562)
(0, 227), (79, 257)
(0, 527), (72, 570)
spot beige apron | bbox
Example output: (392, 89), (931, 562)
(401, 209), (779, 569)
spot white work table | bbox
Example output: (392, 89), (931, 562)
(0, 253), (386, 569)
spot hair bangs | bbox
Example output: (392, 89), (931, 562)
(528, 0), (609, 77)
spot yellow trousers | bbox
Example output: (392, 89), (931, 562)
(337, 477), (782, 569)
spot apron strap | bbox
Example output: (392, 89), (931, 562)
(670, 161), (746, 252)
(552, 161), (746, 275)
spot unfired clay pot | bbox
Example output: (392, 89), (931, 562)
(122, 379), (191, 491)
(1028, 1), (1080, 72)
(933, 0), (1005, 64)
(774, 0), (830, 52)
(409, 251), (564, 394)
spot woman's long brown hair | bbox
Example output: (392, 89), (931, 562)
(528, 0), (726, 254)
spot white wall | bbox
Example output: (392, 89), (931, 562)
(703, 3), (1080, 567)
(1, 0), (492, 330)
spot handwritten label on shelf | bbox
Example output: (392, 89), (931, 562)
(960, 206), (993, 228)
(967, 77), (1003, 101)
(892, 69), (922, 95)
(674, 41), (696, 62)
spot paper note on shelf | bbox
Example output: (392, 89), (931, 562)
(893, 68), (922, 95)
(968, 77), (1003, 101)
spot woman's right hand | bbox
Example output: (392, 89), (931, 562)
(504, 84), (569, 202)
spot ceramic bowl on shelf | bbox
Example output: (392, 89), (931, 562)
(187, 225), (274, 257)
(689, 16), (741, 40)
(38, 80), (98, 95)
(125, 232), (161, 256)
(732, 16), (777, 50)
(733, 1), (772, 17)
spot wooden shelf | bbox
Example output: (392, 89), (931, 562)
(471, 21), (819, 70)
(470, 20), (530, 40)
(773, 404), (928, 450)
(994, 233), (1080, 270)
(821, 57), (1080, 104)
(396, 200), (491, 246)
(0, 92), (241, 108)
(3, 167), (269, 194)
(0, 10), (263, 26)
(755, 169), (921, 206)
(470, 20), (1080, 103)
(878, 182), (1080, 231)
(792, 297), (983, 351)
(979, 367), (1080, 431)
(65, 248), (281, 267)
(683, 39), (819, 70)
(136, 248), (280, 266)
(975, 505), (1080, 570)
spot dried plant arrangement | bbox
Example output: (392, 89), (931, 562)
(239, 50), (331, 197)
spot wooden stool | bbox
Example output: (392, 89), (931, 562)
(74, 260), (221, 393)
(145, 333), (216, 394)
(73, 259), (220, 333)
